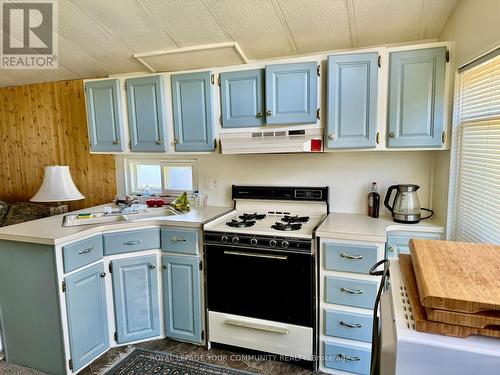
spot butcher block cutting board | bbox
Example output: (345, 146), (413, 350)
(425, 307), (500, 329)
(399, 254), (500, 338)
(410, 239), (500, 314)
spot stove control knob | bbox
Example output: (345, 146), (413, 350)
(250, 238), (258, 246)
(269, 239), (277, 248)
(232, 236), (240, 244)
(281, 240), (289, 249)
(221, 235), (229, 243)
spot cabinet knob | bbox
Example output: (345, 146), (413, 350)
(266, 110), (272, 117)
(174, 139), (180, 144)
(328, 133), (336, 141)
(112, 140), (120, 145)
(256, 112), (263, 119)
(149, 264), (156, 270)
(156, 140), (163, 145)
(100, 272), (106, 278)
(389, 132), (396, 138)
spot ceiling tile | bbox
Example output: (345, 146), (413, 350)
(56, 38), (113, 78)
(138, 0), (228, 47)
(277, 0), (352, 53)
(353, 0), (424, 46)
(205, 0), (294, 59)
(0, 70), (47, 86)
(57, 0), (146, 74)
(67, 0), (178, 52)
(421, 0), (459, 39)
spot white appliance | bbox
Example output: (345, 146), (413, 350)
(380, 259), (500, 375)
(220, 127), (323, 154)
(203, 185), (328, 363)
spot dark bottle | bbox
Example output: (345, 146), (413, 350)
(368, 182), (380, 218)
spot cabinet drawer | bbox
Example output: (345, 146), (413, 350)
(324, 341), (371, 375)
(324, 242), (378, 274)
(103, 228), (160, 255)
(325, 276), (378, 309)
(161, 228), (198, 255)
(63, 236), (103, 273)
(386, 231), (441, 258)
(325, 309), (373, 342)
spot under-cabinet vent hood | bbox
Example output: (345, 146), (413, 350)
(220, 128), (323, 154)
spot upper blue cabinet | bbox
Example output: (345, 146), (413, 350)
(387, 47), (447, 148)
(125, 75), (168, 152)
(84, 79), (125, 152)
(326, 53), (379, 149)
(220, 69), (265, 128)
(171, 71), (215, 152)
(265, 62), (318, 125)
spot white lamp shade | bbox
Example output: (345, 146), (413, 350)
(31, 166), (85, 202)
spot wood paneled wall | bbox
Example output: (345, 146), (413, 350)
(0, 80), (116, 210)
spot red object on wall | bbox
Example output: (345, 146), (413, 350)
(311, 139), (322, 152)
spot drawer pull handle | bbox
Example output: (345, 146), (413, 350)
(224, 250), (287, 260)
(335, 354), (361, 362)
(124, 240), (142, 245)
(224, 319), (289, 334)
(340, 320), (362, 329)
(341, 287), (364, 295)
(387, 246), (395, 253)
(340, 252), (363, 260)
(171, 236), (187, 242)
(78, 246), (95, 255)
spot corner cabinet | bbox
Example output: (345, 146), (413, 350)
(65, 263), (109, 372)
(326, 53), (379, 149)
(387, 47), (447, 148)
(111, 255), (161, 344)
(84, 79), (125, 152)
(125, 75), (168, 152)
(162, 255), (203, 343)
(171, 71), (215, 152)
(265, 62), (318, 125)
(220, 69), (265, 128)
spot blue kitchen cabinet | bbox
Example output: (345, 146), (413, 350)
(220, 69), (265, 128)
(65, 263), (109, 371)
(387, 47), (447, 148)
(162, 255), (202, 343)
(171, 71), (215, 152)
(125, 75), (168, 152)
(111, 255), (160, 343)
(265, 62), (318, 125)
(326, 53), (379, 149)
(84, 79), (125, 152)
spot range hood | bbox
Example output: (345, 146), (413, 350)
(220, 127), (323, 154)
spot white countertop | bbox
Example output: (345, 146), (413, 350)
(315, 213), (444, 242)
(0, 205), (233, 246)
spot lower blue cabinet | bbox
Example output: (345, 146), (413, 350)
(65, 263), (109, 371)
(111, 255), (160, 344)
(162, 255), (202, 343)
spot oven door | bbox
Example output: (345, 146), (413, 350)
(206, 244), (313, 327)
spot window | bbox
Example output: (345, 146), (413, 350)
(448, 51), (500, 244)
(127, 159), (196, 195)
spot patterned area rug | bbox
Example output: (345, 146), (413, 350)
(104, 348), (256, 375)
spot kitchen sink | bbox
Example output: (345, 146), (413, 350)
(62, 207), (179, 227)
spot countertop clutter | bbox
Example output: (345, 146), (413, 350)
(0, 204), (233, 245)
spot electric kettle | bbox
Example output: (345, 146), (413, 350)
(384, 184), (433, 223)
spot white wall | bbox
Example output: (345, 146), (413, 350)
(116, 151), (433, 216)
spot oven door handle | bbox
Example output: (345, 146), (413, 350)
(224, 319), (289, 335)
(223, 250), (288, 260)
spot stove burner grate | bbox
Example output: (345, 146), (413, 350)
(226, 219), (256, 228)
(271, 222), (302, 231)
(281, 215), (310, 223)
(239, 213), (266, 221)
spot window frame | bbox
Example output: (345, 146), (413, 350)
(124, 157), (198, 195)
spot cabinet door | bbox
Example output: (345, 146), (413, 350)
(111, 255), (160, 343)
(85, 79), (124, 152)
(220, 69), (265, 128)
(162, 255), (202, 343)
(388, 47), (447, 148)
(171, 71), (215, 152)
(126, 76), (168, 152)
(326, 53), (378, 149)
(65, 263), (109, 371)
(265, 62), (318, 125)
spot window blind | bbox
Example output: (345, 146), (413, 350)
(452, 54), (500, 244)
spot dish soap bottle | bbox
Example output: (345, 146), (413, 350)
(368, 182), (380, 218)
